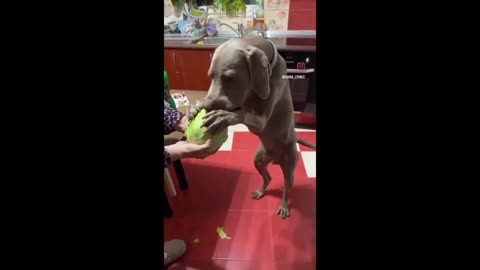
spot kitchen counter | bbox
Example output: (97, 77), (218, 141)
(164, 39), (316, 52)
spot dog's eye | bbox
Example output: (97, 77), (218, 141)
(222, 70), (236, 83)
(223, 70), (236, 78)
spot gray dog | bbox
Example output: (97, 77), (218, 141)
(189, 36), (316, 219)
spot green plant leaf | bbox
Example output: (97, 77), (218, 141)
(216, 227), (232, 240)
(213, 0), (246, 15)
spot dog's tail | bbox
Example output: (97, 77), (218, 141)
(297, 138), (316, 149)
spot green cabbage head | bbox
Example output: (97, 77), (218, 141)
(186, 109), (228, 153)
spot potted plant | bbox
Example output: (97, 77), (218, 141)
(171, 0), (186, 17)
(213, 0), (247, 18)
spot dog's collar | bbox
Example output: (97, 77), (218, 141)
(266, 39), (278, 68)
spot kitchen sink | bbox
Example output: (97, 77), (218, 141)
(165, 30), (316, 44)
(164, 33), (193, 41)
(203, 37), (235, 45)
(190, 34), (238, 45)
(164, 32), (238, 45)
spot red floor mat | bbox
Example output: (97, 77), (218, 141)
(231, 132), (260, 151)
(165, 130), (316, 270)
(297, 132), (316, 152)
(214, 211), (273, 261)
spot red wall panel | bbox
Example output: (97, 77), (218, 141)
(289, 0), (316, 10)
(287, 0), (316, 30)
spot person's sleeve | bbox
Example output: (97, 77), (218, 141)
(164, 147), (172, 168)
(164, 101), (184, 135)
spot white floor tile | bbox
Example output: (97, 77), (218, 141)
(301, 152), (316, 178)
(231, 124), (314, 132)
(218, 130), (234, 151)
(231, 124), (249, 132)
(296, 143), (300, 151)
(295, 128), (316, 132)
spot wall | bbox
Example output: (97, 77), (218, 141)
(288, 0), (316, 30)
(263, 0), (316, 31)
(164, 0), (317, 31)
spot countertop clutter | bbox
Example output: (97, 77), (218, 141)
(165, 30), (316, 52)
(165, 37), (316, 52)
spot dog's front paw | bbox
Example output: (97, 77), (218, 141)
(188, 101), (203, 121)
(202, 110), (238, 134)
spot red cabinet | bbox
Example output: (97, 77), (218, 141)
(164, 49), (185, 90)
(177, 50), (213, 91)
(164, 49), (214, 91)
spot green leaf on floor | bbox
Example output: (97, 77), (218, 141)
(216, 227), (231, 240)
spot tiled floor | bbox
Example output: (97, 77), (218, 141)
(165, 124), (316, 270)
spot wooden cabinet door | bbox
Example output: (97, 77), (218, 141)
(177, 49), (214, 91)
(164, 49), (184, 90)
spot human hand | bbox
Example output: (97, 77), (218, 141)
(166, 139), (215, 161)
(175, 115), (190, 133)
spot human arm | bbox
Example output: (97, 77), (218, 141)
(164, 101), (190, 134)
(164, 140), (213, 168)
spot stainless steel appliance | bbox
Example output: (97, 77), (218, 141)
(278, 50), (316, 125)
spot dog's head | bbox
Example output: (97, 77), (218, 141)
(202, 39), (272, 111)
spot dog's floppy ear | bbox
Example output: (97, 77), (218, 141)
(246, 46), (271, 100)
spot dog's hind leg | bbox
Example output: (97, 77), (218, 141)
(277, 144), (299, 219)
(252, 143), (273, 200)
